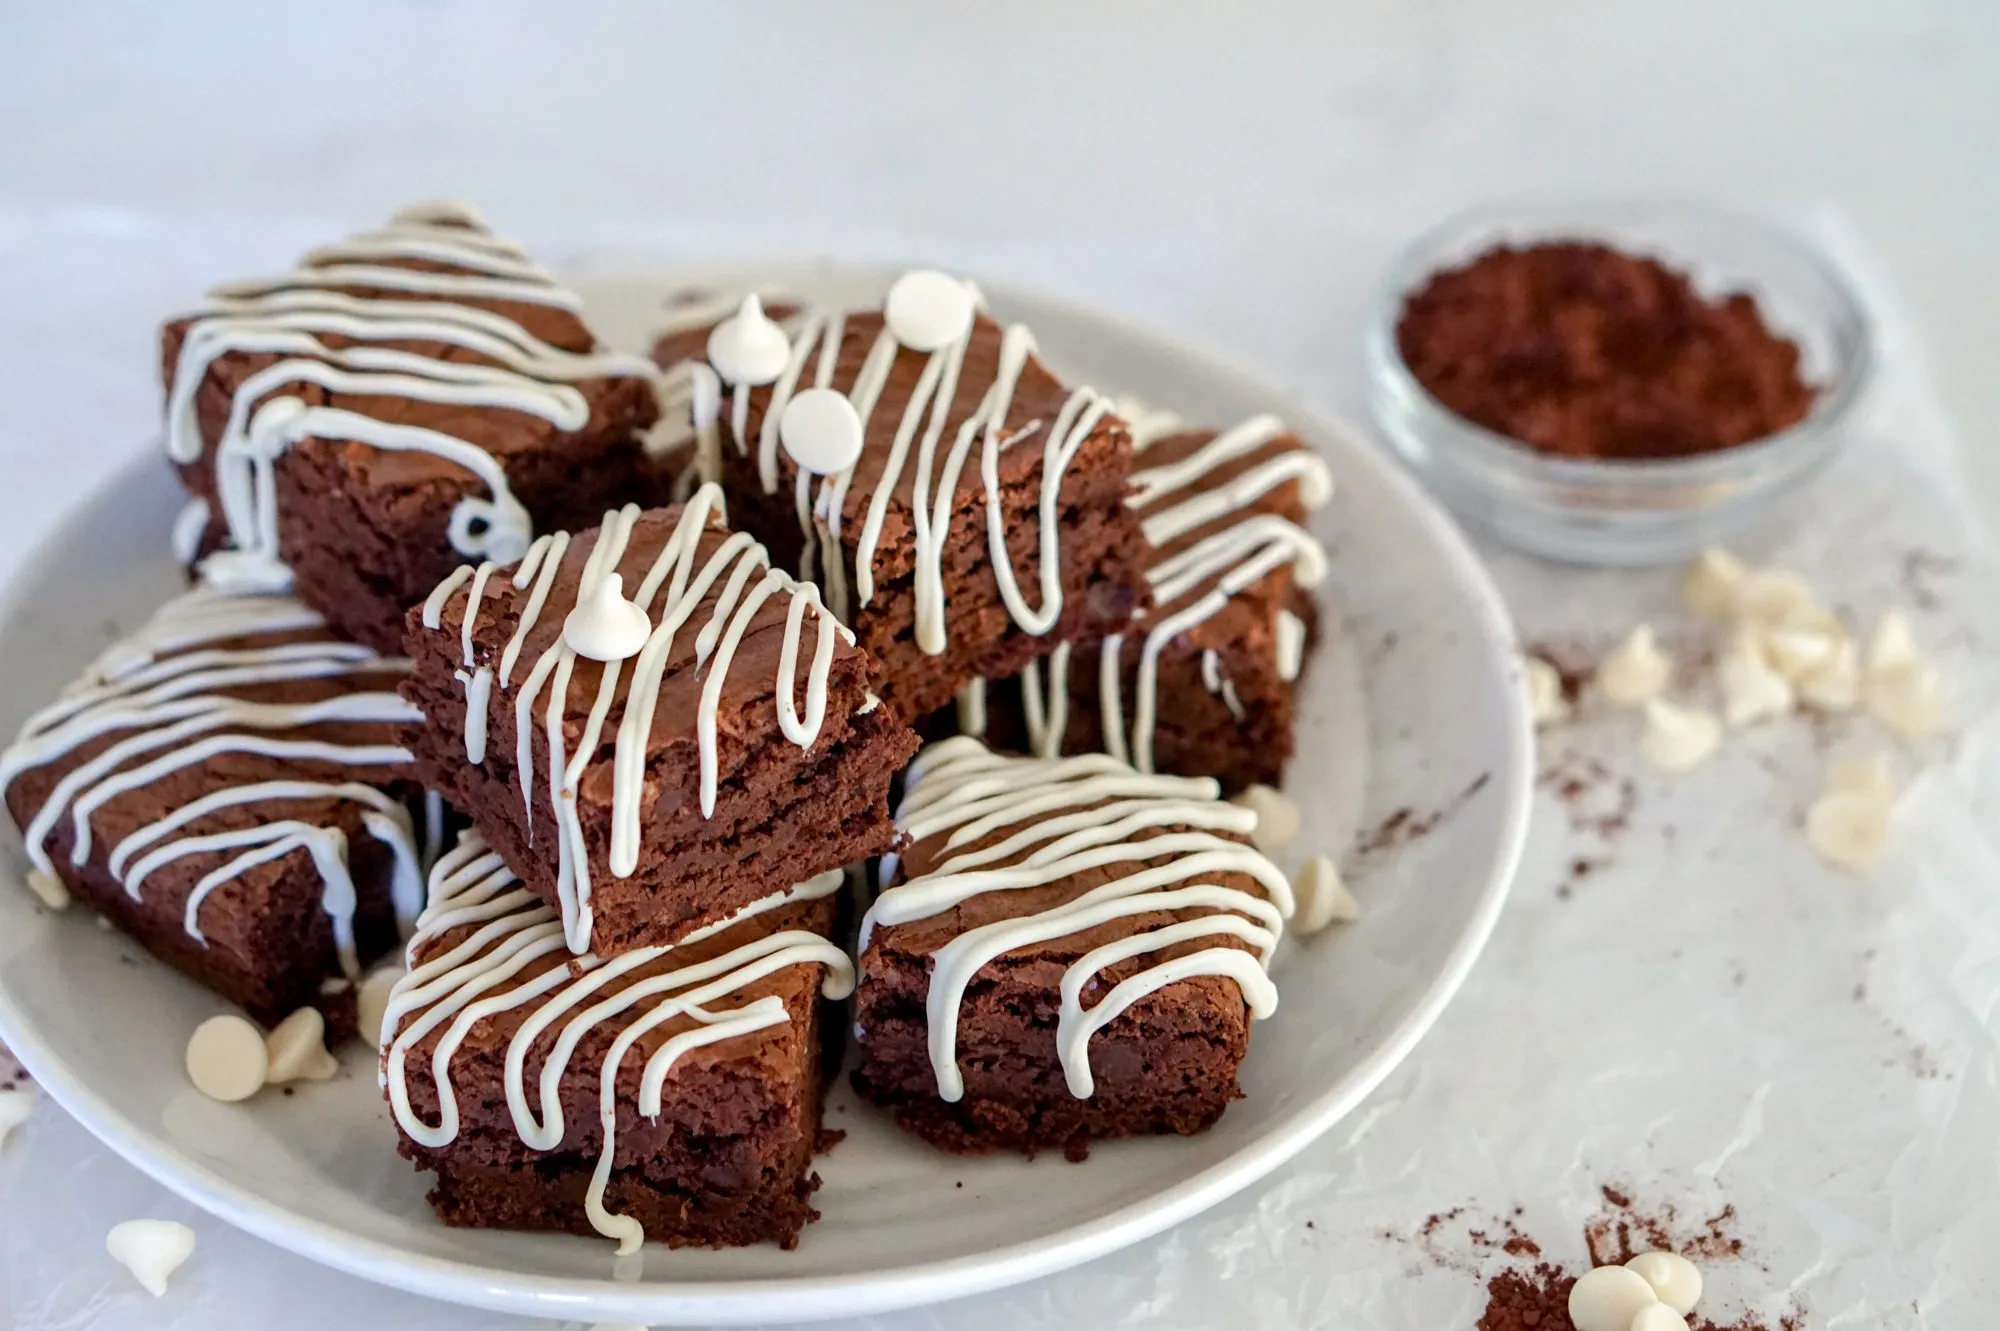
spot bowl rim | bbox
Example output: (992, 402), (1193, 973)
(1365, 194), (1878, 490)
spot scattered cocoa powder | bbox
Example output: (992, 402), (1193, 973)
(1478, 1263), (1574, 1331)
(1397, 242), (1817, 460)
(1357, 773), (1494, 856)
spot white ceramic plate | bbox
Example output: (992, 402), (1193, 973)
(0, 262), (1531, 1325)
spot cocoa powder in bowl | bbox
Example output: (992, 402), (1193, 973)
(1396, 242), (1817, 461)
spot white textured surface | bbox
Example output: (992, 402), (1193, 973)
(0, 2), (1997, 1327)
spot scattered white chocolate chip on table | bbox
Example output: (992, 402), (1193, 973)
(884, 269), (977, 352)
(1566, 1263), (1661, 1331)
(779, 386), (866, 474)
(1230, 783), (1300, 853)
(1627, 1305), (1691, 1331)
(1292, 855), (1357, 934)
(1798, 637), (1861, 711)
(1681, 547), (1746, 619)
(1596, 625), (1672, 706)
(185, 1014), (268, 1103)
(1527, 656), (1571, 728)
(1808, 784), (1895, 874)
(562, 573), (653, 663)
(1825, 752), (1896, 804)
(1717, 631), (1794, 728)
(1625, 1249), (1703, 1314)
(265, 1007), (338, 1085)
(0, 1087), (32, 1151)
(1639, 698), (1721, 773)
(1866, 660), (1944, 740)
(1728, 567), (1815, 628)
(1865, 609), (1920, 675)
(704, 294), (791, 387)
(106, 1218), (195, 1297)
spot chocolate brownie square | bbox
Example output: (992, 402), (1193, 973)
(401, 487), (920, 955)
(955, 414), (1332, 793)
(160, 200), (661, 655)
(383, 831), (852, 1250)
(653, 282), (1150, 720)
(0, 587), (428, 1031)
(851, 738), (1293, 1155)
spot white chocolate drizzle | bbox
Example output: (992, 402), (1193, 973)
(1009, 416), (1331, 772)
(383, 831), (853, 1253)
(863, 737), (1290, 1101)
(698, 278), (1112, 651)
(164, 202), (652, 592)
(421, 484), (859, 953)
(0, 588), (425, 976)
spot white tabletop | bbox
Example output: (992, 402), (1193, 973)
(1, 4), (1997, 1327)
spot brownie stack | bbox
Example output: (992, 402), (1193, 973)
(3, 209), (1337, 1256)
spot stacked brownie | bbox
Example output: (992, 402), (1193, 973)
(6, 222), (1335, 1255)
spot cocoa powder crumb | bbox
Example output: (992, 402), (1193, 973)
(1478, 1264), (1574, 1331)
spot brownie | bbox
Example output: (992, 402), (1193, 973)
(851, 737), (1292, 1155)
(952, 415), (1332, 793)
(654, 288), (1150, 720)
(401, 488), (921, 955)
(0, 587), (429, 1032)
(160, 200), (661, 655)
(382, 830), (853, 1250)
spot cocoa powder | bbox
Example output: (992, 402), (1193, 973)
(1397, 242), (1816, 460)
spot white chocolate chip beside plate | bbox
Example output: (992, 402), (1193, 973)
(1808, 787), (1894, 873)
(1526, 657), (1570, 727)
(185, 1015), (268, 1102)
(1798, 637), (1861, 711)
(1640, 699), (1721, 773)
(1229, 784), (1300, 853)
(1761, 623), (1839, 681)
(1867, 662), (1944, 741)
(1717, 632), (1794, 728)
(1567, 1263), (1660, 1331)
(106, 1219), (195, 1297)
(1625, 1249), (1703, 1314)
(265, 1007), (338, 1084)
(1826, 753), (1896, 804)
(0, 1087), (32, 1151)
(1596, 626), (1672, 706)
(1292, 855), (1357, 934)
(1728, 568), (1815, 627)
(24, 870), (69, 910)
(1865, 610), (1920, 675)
(1681, 548), (1745, 619)
(358, 963), (404, 1048)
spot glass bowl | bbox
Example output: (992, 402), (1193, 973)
(1364, 199), (1875, 566)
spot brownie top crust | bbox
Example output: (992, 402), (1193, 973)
(862, 737), (1294, 1102)
(1010, 412), (1333, 770)
(408, 486), (895, 952)
(382, 830), (853, 1254)
(660, 283), (1141, 654)
(161, 198), (655, 592)
(0, 587), (425, 977)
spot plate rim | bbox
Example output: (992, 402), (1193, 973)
(0, 267), (1533, 1324)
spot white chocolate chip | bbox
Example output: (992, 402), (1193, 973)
(1229, 784), (1300, 853)
(25, 870), (69, 911)
(1866, 662), (1944, 741)
(562, 573), (653, 663)
(264, 1007), (338, 1085)
(1761, 624), (1839, 682)
(106, 1219), (195, 1297)
(0, 1087), (32, 1151)
(1567, 1263), (1660, 1331)
(185, 1015), (268, 1103)
(687, 361), (722, 431)
(358, 964), (404, 1048)
(1681, 548), (1746, 619)
(1640, 699), (1721, 773)
(883, 269), (977, 352)
(1798, 638), (1861, 711)
(1526, 657), (1570, 728)
(1864, 610), (1920, 676)
(1625, 1250), (1703, 1314)
(704, 295), (791, 387)
(1729, 568), (1815, 627)
(778, 387), (866, 475)
(1807, 789), (1893, 873)
(1825, 753), (1896, 804)
(1717, 632), (1794, 728)
(1595, 626), (1672, 707)
(1292, 855), (1357, 934)
(1629, 1305), (1692, 1331)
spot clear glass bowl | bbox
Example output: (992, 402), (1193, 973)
(1365, 199), (1875, 565)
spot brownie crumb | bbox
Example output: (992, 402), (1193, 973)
(1478, 1263), (1574, 1331)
